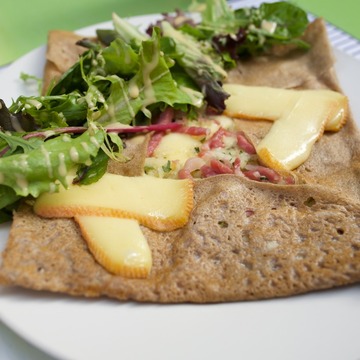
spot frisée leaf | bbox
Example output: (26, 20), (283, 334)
(0, 0), (312, 217)
(0, 131), (44, 157)
(0, 127), (105, 197)
(91, 29), (204, 125)
(10, 93), (88, 128)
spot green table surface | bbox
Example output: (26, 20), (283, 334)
(0, 0), (359, 66)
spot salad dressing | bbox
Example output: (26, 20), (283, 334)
(57, 152), (67, 178)
(49, 182), (57, 193)
(69, 147), (80, 163)
(15, 174), (28, 195)
(43, 130), (56, 139)
(41, 146), (53, 178)
(81, 142), (90, 153)
(119, 80), (136, 119)
(90, 135), (101, 148)
(141, 48), (159, 109)
(18, 155), (29, 171)
(128, 80), (140, 99)
(123, 49), (132, 65)
(179, 86), (203, 107)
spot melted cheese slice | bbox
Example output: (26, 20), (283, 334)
(224, 84), (294, 121)
(153, 132), (202, 166)
(34, 173), (194, 231)
(223, 84), (348, 131)
(223, 84), (348, 170)
(256, 93), (331, 170)
(76, 216), (152, 278)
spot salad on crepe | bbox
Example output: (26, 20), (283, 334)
(0, 0), (310, 221)
(0, 0), (359, 303)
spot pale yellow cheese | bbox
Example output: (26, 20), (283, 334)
(222, 84), (349, 170)
(256, 93), (332, 170)
(34, 173), (194, 231)
(153, 132), (202, 166)
(212, 115), (235, 131)
(223, 84), (348, 131)
(224, 84), (295, 121)
(75, 216), (152, 278)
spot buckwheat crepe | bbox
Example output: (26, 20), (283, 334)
(0, 18), (359, 303)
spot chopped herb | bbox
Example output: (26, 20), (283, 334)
(304, 197), (316, 207)
(144, 166), (155, 174)
(218, 220), (229, 228)
(162, 160), (172, 173)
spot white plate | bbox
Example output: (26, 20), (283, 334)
(1, 13), (360, 360)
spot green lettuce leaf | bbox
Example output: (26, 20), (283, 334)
(201, 0), (239, 34)
(0, 131), (44, 156)
(173, 1), (310, 60)
(161, 21), (229, 112)
(74, 148), (109, 185)
(0, 189), (20, 223)
(91, 29), (203, 125)
(102, 38), (139, 76)
(0, 127), (105, 197)
(0, 0), (311, 218)
(112, 12), (148, 49)
(234, 1), (310, 54)
(9, 93), (88, 128)
(259, 2), (310, 39)
(0, 185), (21, 220)
(49, 50), (94, 96)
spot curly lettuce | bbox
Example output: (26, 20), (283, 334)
(0, 0), (311, 221)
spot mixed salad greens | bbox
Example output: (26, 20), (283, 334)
(0, 0), (309, 222)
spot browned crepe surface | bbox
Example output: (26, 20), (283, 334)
(0, 19), (360, 303)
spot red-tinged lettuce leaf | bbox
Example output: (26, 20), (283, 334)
(161, 21), (229, 112)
